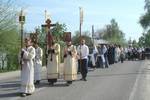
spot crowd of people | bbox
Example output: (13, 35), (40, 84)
(88, 44), (147, 69)
(19, 37), (148, 97)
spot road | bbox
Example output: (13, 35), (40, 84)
(0, 60), (150, 100)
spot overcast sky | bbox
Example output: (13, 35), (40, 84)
(19, 0), (145, 41)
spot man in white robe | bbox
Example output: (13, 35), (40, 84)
(115, 45), (121, 63)
(33, 43), (43, 85)
(47, 41), (60, 85)
(20, 37), (35, 97)
(64, 41), (77, 86)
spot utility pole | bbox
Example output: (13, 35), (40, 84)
(79, 7), (83, 73)
(79, 7), (83, 40)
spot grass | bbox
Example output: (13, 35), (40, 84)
(0, 68), (19, 73)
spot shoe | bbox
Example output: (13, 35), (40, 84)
(26, 93), (32, 96)
(49, 82), (54, 86)
(66, 83), (70, 86)
(80, 78), (83, 80)
(20, 93), (26, 97)
(67, 81), (72, 84)
(34, 80), (40, 85)
(83, 78), (87, 81)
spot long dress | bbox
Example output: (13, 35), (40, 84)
(34, 47), (43, 82)
(115, 47), (121, 62)
(20, 46), (35, 94)
(47, 43), (60, 83)
(64, 45), (77, 81)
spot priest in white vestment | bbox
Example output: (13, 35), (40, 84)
(20, 38), (35, 97)
(47, 41), (60, 85)
(33, 43), (43, 85)
(63, 41), (77, 85)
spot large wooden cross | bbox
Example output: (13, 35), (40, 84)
(42, 19), (56, 49)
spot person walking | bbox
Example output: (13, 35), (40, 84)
(19, 37), (35, 97)
(63, 41), (77, 85)
(77, 39), (89, 81)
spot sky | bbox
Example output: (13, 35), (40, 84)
(18, 0), (145, 41)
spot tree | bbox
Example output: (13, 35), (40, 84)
(96, 19), (126, 45)
(139, 0), (150, 46)
(0, 0), (20, 71)
(72, 31), (93, 47)
(132, 40), (138, 47)
(51, 22), (67, 41)
(0, 0), (17, 35)
(139, 13), (150, 30)
(139, 0), (150, 30)
(145, 0), (150, 13)
(138, 36), (145, 47)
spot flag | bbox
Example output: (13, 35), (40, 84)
(80, 7), (83, 25)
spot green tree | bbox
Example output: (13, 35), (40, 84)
(72, 31), (93, 47)
(0, 0), (20, 71)
(139, 0), (150, 46)
(96, 19), (126, 45)
(51, 22), (67, 41)
(132, 40), (138, 47)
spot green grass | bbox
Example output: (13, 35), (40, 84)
(0, 68), (19, 73)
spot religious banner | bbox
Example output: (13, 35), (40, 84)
(63, 32), (71, 42)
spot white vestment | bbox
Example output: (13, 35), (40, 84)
(115, 47), (121, 62)
(64, 45), (77, 81)
(20, 46), (35, 94)
(47, 43), (60, 79)
(34, 47), (43, 81)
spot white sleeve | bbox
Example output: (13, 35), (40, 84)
(23, 48), (35, 60)
(86, 46), (89, 56)
(38, 48), (43, 59)
(77, 46), (80, 54)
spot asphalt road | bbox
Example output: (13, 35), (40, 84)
(0, 60), (150, 100)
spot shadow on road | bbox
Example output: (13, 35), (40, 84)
(0, 92), (19, 98)
(0, 81), (20, 98)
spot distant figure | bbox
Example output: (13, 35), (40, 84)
(63, 41), (77, 86)
(97, 44), (106, 68)
(19, 37), (35, 97)
(91, 45), (98, 69)
(120, 46), (124, 63)
(108, 44), (115, 65)
(77, 39), (89, 81)
(104, 45), (109, 68)
(47, 41), (60, 85)
(115, 45), (121, 63)
(33, 42), (43, 85)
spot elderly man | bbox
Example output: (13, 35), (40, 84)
(19, 37), (35, 97)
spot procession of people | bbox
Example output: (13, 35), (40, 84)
(19, 36), (90, 97)
(19, 35), (147, 97)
